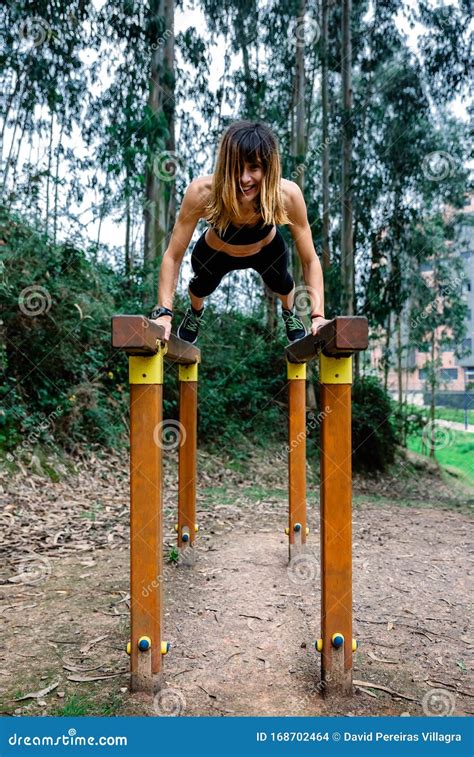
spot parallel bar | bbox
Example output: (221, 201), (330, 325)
(129, 375), (163, 693)
(178, 368), (198, 566)
(319, 358), (353, 696)
(287, 361), (307, 561)
(286, 316), (368, 363)
(112, 315), (201, 363)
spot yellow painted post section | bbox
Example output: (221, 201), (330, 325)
(287, 360), (306, 381)
(129, 345), (167, 385)
(319, 354), (352, 384)
(287, 359), (307, 552)
(178, 362), (198, 552)
(319, 351), (354, 695)
(178, 363), (199, 382)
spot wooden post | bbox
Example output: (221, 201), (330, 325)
(178, 363), (198, 566)
(112, 315), (201, 694)
(129, 349), (166, 693)
(319, 353), (353, 696)
(287, 360), (307, 561)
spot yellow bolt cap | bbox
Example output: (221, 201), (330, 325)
(138, 635), (151, 651)
(161, 641), (170, 655)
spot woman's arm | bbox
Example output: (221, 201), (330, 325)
(152, 180), (206, 339)
(285, 181), (331, 335)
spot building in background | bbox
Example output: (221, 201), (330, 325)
(371, 194), (473, 407)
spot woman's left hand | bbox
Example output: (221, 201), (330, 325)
(310, 316), (332, 336)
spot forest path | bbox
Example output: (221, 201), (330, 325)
(1, 448), (473, 717)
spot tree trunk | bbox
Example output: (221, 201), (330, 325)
(321, 0), (330, 277)
(125, 185), (132, 276)
(1, 70), (23, 145)
(53, 120), (65, 245)
(45, 111), (54, 234)
(341, 0), (354, 315)
(429, 331), (436, 459)
(291, 0), (306, 290)
(144, 0), (173, 287)
(383, 313), (391, 393)
(10, 110), (28, 197)
(396, 311), (404, 440)
(264, 284), (277, 335)
(2, 105), (23, 193)
(164, 0), (176, 237)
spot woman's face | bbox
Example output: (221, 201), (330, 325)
(238, 160), (264, 203)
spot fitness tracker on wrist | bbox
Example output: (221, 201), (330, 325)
(150, 306), (173, 319)
(310, 313), (325, 320)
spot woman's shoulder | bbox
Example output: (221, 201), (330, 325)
(280, 178), (301, 205)
(186, 175), (213, 216)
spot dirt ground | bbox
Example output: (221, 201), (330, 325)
(1, 444), (473, 718)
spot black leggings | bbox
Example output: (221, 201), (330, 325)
(188, 228), (294, 298)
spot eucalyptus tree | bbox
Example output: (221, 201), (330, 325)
(408, 214), (469, 458)
(1, 1), (93, 237)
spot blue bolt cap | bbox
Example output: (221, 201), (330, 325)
(332, 634), (344, 649)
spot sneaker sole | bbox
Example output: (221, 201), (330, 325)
(177, 327), (198, 344)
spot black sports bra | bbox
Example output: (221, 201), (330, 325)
(210, 219), (274, 245)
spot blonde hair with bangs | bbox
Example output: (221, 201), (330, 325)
(204, 121), (291, 236)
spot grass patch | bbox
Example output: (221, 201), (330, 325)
(406, 402), (474, 426)
(241, 485), (287, 500)
(51, 691), (124, 716)
(407, 430), (474, 486)
(423, 407), (474, 425)
(200, 486), (236, 506)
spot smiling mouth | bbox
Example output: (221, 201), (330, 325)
(241, 184), (256, 193)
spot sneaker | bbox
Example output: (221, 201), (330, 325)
(282, 308), (306, 343)
(177, 306), (205, 344)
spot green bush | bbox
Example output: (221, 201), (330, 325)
(0, 206), (401, 475)
(350, 374), (400, 472)
(0, 205), (133, 452)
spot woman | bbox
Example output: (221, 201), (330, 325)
(150, 120), (329, 343)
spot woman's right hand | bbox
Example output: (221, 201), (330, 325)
(150, 316), (172, 342)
